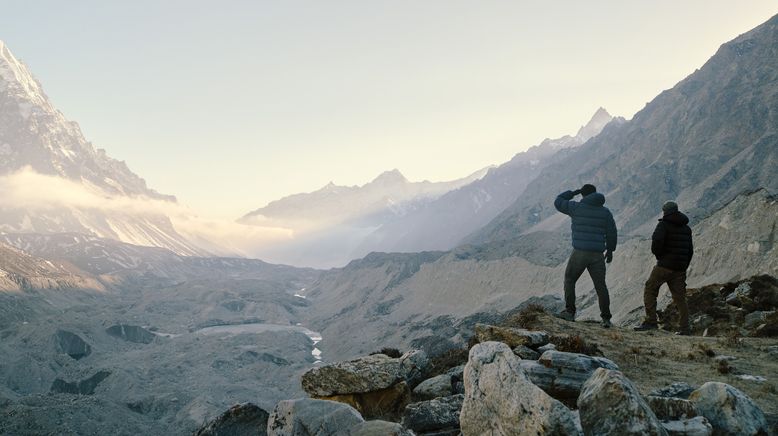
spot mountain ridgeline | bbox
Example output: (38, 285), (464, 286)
(471, 14), (778, 244)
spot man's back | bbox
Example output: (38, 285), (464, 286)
(555, 191), (617, 253)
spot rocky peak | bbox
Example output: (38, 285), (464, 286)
(370, 169), (408, 186)
(0, 40), (51, 109)
(575, 107), (613, 143)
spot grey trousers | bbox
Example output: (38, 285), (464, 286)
(564, 249), (611, 320)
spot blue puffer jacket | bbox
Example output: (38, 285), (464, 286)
(554, 191), (617, 253)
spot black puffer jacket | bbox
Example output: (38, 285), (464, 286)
(651, 211), (693, 271)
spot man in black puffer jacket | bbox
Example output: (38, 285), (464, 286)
(554, 184), (618, 328)
(635, 201), (694, 335)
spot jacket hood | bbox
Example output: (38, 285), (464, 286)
(661, 210), (689, 226)
(581, 192), (605, 207)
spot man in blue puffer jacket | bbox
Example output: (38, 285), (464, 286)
(554, 184), (618, 327)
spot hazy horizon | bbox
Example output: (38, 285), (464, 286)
(1, 1), (776, 219)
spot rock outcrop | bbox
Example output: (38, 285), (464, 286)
(688, 382), (769, 435)
(54, 330), (91, 360)
(660, 275), (778, 337)
(266, 399), (364, 436)
(459, 341), (580, 435)
(194, 403), (269, 436)
(520, 350), (619, 400)
(578, 368), (668, 436)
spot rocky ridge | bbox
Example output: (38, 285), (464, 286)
(199, 307), (777, 435)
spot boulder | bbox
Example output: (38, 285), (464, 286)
(473, 323), (549, 348)
(345, 420), (413, 436)
(194, 403), (269, 436)
(54, 330), (91, 360)
(649, 382), (697, 399)
(316, 382), (410, 421)
(646, 396), (698, 420)
(537, 343), (557, 353)
(519, 350), (619, 399)
(688, 382), (768, 435)
(301, 354), (405, 397)
(302, 350), (427, 397)
(399, 349), (429, 388)
(267, 399), (364, 436)
(402, 394), (463, 434)
(459, 341), (580, 435)
(661, 417), (713, 436)
(512, 345), (540, 360)
(105, 324), (155, 344)
(578, 368), (668, 435)
(413, 374), (453, 401)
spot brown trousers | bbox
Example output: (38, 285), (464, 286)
(643, 265), (689, 328)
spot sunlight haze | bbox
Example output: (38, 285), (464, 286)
(1, 0), (776, 218)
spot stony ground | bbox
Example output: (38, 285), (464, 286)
(508, 312), (778, 415)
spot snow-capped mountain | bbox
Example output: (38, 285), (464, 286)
(354, 108), (617, 255)
(0, 41), (202, 255)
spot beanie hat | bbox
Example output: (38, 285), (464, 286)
(662, 201), (679, 213)
(580, 184), (597, 196)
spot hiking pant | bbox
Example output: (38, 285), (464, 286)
(563, 249), (611, 320)
(643, 265), (689, 328)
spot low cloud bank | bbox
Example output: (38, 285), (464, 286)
(0, 167), (293, 255)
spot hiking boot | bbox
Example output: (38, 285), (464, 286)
(601, 319), (613, 329)
(557, 310), (575, 322)
(633, 322), (658, 332)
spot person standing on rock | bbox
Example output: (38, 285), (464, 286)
(634, 201), (693, 335)
(554, 184), (617, 328)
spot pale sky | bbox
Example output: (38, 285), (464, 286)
(1, 1), (776, 219)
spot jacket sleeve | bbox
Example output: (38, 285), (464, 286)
(606, 211), (617, 252)
(651, 222), (666, 257)
(554, 191), (577, 216)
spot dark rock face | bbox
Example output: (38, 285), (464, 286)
(50, 371), (111, 395)
(54, 330), (91, 360)
(194, 403), (269, 436)
(105, 324), (155, 344)
(401, 394), (463, 434)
